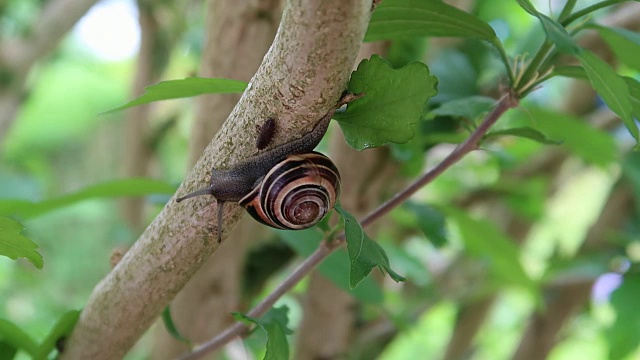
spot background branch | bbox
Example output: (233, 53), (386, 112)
(0, 0), (99, 145)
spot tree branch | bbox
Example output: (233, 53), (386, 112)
(60, 0), (371, 358)
(179, 92), (520, 359)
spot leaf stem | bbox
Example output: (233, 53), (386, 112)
(558, 0), (578, 22)
(493, 39), (516, 86)
(561, 0), (625, 27)
(178, 93), (520, 360)
(516, 40), (554, 95)
(358, 92), (519, 229)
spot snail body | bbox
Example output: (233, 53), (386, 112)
(176, 106), (341, 241)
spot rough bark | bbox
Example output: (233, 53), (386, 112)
(0, 0), (100, 145)
(188, 0), (283, 165)
(152, 0), (281, 357)
(60, 1), (371, 358)
(293, 42), (398, 360)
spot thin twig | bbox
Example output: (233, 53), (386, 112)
(178, 92), (519, 360)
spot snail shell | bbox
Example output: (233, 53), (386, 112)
(239, 151), (340, 229)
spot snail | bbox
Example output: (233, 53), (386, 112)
(175, 95), (356, 242)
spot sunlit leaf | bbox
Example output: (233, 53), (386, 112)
(514, 0), (537, 15)
(104, 77), (247, 113)
(334, 55), (438, 150)
(233, 307), (291, 360)
(0, 217), (43, 269)
(365, 0), (498, 42)
(485, 127), (562, 145)
(0, 319), (38, 358)
(0, 178), (176, 219)
(578, 50), (637, 142)
(527, 107), (617, 166)
(35, 310), (80, 359)
(606, 274), (640, 360)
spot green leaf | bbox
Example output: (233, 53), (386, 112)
(443, 206), (537, 294)
(515, 0), (580, 55)
(277, 228), (384, 304)
(162, 307), (191, 347)
(578, 50), (637, 141)
(0, 319), (38, 358)
(527, 107), (617, 166)
(0, 178), (176, 219)
(104, 77), (247, 113)
(365, 0), (498, 42)
(594, 26), (640, 71)
(622, 152), (640, 202)
(624, 77), (640, 121)
(429, 96), (495, 121)
(233, 307), (290, 360)
(335, 204), (364, 265)
(537, 14), (581, 55)
(34, 310), (80, 359)
(0, 341), (17, 360)
(553, 65), (588, 80)
(606, 274), (640, 360)
(404, 202), (448, 247)
(0, 217), (43, 269)
(485, 127), (562, 145)
(350, 233), (406, 288)
(335, 205), (405, 289)
(334, 55), (437, 150)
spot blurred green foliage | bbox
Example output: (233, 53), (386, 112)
(2, 0), (640, 359)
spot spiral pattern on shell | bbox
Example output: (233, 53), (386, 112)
(239, 151), (341, 230)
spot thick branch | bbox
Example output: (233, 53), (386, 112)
(60, 0), (371, 359)
(153, 0), (281, 357)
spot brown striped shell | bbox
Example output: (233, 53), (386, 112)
(238, 151), (341, 229)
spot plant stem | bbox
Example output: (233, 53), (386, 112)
(516, 41), (554, 95)
(358, 93), (518, 229)
(561, 0), (624, 26)
(179, 93), (520, 359)
(558, 0), (578, 22)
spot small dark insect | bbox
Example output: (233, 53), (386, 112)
(256, 117), (277, 150)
